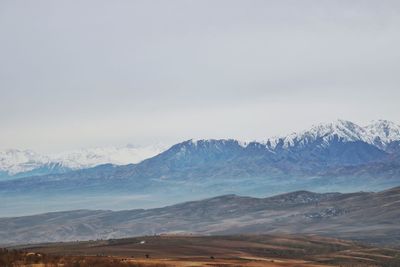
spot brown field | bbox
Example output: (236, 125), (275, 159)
(5, 234), (400, 267)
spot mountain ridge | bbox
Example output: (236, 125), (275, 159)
(1, 119), (400, 216)
(2, 119), (400, 179)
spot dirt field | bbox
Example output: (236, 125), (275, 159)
(9, 234), (400, 266)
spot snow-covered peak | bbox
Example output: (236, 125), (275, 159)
(364, 120), (400, 149)
(304, 119), (370, 142)
(0, 149), (51, 175)
(266, 119), (372, 149)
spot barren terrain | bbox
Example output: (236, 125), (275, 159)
(9, 234), (400, 267)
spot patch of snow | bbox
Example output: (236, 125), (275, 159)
(237, 140), (249, 148)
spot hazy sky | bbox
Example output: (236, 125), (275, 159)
(1, 0), (399, 152)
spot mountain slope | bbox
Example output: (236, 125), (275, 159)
(1, 187), (399, 246)
(365, 119), (400, 150)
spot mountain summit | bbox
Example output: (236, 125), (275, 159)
(264, 119), (400, 151)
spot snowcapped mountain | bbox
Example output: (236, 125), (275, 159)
(264, 119), (369, 149)
(51, 144), (167, 169)
(0, 144), (167, 179)
(263, 119), (400, 151)
(179, 120), (397, 161)
(168, 119), (400, 172)
(365, 120), (400, 149)
(0, 149), (51, 175)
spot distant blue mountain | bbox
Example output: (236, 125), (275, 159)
(0, 162), (71, 181)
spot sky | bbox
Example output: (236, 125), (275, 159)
(0, 0), (399, 153)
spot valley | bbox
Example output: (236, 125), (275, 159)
(5, 234), (400, 267)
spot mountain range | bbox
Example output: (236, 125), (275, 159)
(1, 119), (399, 178)
(0, 144), (167, 180)
(1, 119), (400, 216)
(1, 186), (399, 246)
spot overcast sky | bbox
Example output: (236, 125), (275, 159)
(1, 0), (399, 152)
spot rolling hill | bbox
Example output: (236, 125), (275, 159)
(1, 186), (399, 246)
